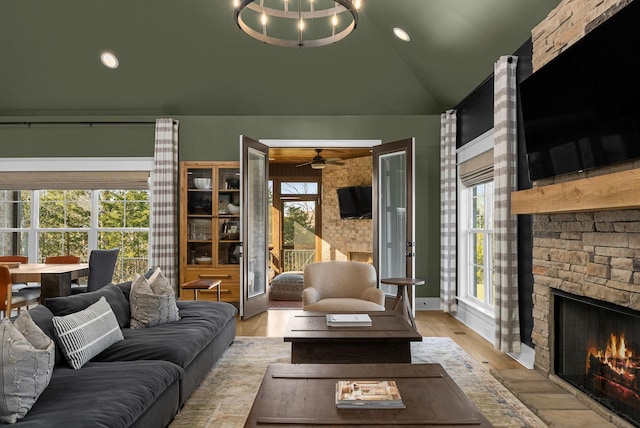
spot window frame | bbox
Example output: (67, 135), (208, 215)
(456, 131), (495, 317)
(0, 157), (153, 281)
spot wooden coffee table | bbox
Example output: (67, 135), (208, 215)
(284, 312), (422, 364)
(244, 363), (492, 427)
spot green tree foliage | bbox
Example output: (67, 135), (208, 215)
(283, 203), (315, 247)
(19, 190), (150, 282)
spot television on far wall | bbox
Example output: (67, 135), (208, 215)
(337, 186), (372, 219)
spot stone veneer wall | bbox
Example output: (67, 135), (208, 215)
(531, 0), (633, 72)
(528, 0), (638, 374)
(320, 156), (372, 261)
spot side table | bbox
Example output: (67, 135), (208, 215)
(181, 279), (221, 301)
(380, 277), (425, 328)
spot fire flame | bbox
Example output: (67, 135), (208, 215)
(589, 333), (634, 376)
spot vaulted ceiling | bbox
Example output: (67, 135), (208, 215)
(0, 0), (560, 117)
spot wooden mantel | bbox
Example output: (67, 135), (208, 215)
(511, 169), (640, 214)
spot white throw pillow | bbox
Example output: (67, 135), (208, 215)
(130, 267), (180, 329)
(0, 311), (55, 423)
(53, 296), (123, 370)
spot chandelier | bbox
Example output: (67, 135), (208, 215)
(233, 0), (361, 48)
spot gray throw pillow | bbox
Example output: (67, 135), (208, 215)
(130, 268), (180, 329)
(0, 311), (55, 424)
(53, 296), (124, 369)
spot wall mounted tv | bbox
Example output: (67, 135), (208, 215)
(520, 1), (640, 181)
(337, 186), (372, 219)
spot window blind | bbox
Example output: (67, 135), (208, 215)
(0, 171), (149, 190)
(458, 149), (493, 187)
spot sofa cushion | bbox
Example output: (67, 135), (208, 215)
(94, 300), (236, 369)
(11, 360), (181, 428)
(45, 283), (130, 328)
(130, 268), (180, 329)
(0, 311), (55, 424)
(53, 297), (124, 369)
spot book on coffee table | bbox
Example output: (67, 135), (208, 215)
(326, 313), (372, 327)
(335, 380), (405, 409)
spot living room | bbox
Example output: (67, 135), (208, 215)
(2, 0), (639, 426)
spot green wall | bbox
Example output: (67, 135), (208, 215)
(0, 114), (441, 298)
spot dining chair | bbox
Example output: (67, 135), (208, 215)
(71, 248), (120, 294)
(0, 255), (30, 292)
(0, 265), (39, 318)
(45, 255), (81, 264)
(0, 255), (29, 264)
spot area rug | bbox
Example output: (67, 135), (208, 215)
(169, 337), (547, 428)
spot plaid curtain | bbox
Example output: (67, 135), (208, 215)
(440, 110), (457, 313)
(151, 118), (179, 289)
(493, 56), (520, 353)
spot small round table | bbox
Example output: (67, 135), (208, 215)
(381, 277), (425, 329)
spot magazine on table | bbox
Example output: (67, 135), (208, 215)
(335, 380), (405, 409)
(326, 313), (372, 327)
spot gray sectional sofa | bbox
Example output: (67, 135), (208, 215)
(12, 281), (237, 427)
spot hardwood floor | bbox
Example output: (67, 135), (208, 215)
(236, 310), (525, 371)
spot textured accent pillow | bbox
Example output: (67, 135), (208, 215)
(130, 268), (180, 329)
(53, 296), (124, 369)
(0, 311), (55, 424)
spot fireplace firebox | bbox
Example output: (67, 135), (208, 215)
(553, 290), (640, 426)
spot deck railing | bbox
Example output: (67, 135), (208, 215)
(283, 249), (316, 272)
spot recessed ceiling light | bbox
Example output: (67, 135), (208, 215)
(100, 51), (119, 69)
(393, 27), (411, 42)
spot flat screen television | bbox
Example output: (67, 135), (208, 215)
(337, 186), (372, 219)
(520, 1), (640, 181)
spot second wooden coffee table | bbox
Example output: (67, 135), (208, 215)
(284, 312), (422, 364)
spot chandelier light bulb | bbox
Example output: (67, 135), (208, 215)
(299, 19), (305, 31)
(332, 14), (338, 27)
(261, 12), (267, 26)
(354, 0), (361, 9)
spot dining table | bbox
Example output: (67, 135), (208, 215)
(8, 263), (90, 303)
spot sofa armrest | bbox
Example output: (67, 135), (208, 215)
(361, 287), (385, 306)
(302, 287), (321, 305)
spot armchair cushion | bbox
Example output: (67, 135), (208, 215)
(302, 261), (385, 312)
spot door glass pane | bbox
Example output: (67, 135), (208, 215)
(282, 200), (316, 271)
(378, 151), (406, 294)
(247, 147), (267, 298)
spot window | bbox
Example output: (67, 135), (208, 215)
(0, 189), (150, 283)
(460, 182), (494, 309)
(457, 130), (495, 314)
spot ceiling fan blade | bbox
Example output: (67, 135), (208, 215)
(327, 160), (345, 166)
(296, 161), (312, 167)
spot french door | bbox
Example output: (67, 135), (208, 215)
(240, 135), (269, 319)
(373, 138), (415, 311)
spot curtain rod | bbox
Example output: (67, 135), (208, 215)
(0, 120), (177, 127)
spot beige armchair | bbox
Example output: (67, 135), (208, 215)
(302, 261), (386, 312)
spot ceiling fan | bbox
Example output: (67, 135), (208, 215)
(296, 149), (345, 169)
